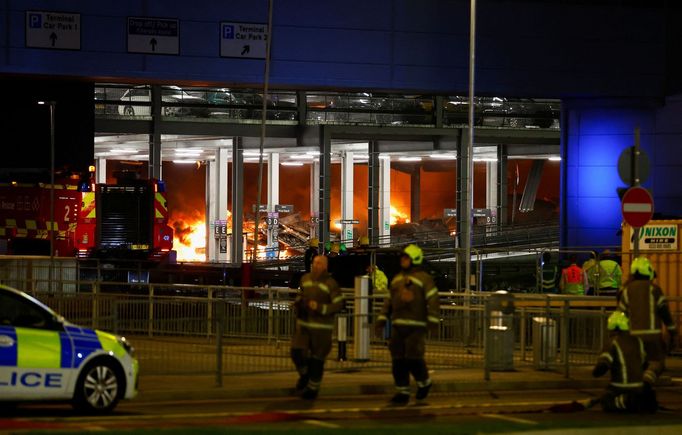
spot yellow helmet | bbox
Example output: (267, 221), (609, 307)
(607, 311), (630, 331)
(359, 236), (370, 246)
(309, 238), (319, 248)
(630, 256), (654, 279)
(403, 244), (423, 265)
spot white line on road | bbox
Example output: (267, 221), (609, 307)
(480, 413), (538, 425)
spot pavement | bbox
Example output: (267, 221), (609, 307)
(135, 356), (682, 403)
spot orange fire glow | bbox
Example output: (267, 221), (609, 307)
(171, 211), (207, 262)
(390, 206), (410, 225)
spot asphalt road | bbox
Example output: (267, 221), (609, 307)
(2, 387), (682, 434)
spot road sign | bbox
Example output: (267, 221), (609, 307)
(251, 204), (268, 212)
(275, 204), (293, 213)
(220, 22), (267, 59)
(621, 186), (654, 228)
(26, 11), (80, 50)
(128, 17), (179, 55)
(338, 219), (360, 225)
(618, 146), (650, 185)
(444, 208), (457, 218)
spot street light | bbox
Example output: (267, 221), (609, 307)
(38, 100), (56, 292)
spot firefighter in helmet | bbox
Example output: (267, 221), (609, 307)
(290, 255), (344, 399)
(375, 244), (440, 405)
(618, 257), (677, 385)
(592, 311), (657, 413)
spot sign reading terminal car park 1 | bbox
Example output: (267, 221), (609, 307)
(128, 17), (179, 55)
(220, 22), (267, 59)
(629, 224), (678, 251)
(26, 11), (80, 50)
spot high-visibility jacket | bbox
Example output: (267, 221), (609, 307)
(378, 267), (439, 329)
(598, 259), (622, 290)
(618, 280), (677, 337)
(295, 271), (344, 330)
(541, 264), (558, 292)
(560, 263), (585, 295)
(371, 267), (388, 293)
(594, 332), (647, 389)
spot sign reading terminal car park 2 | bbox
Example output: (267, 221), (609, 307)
(621, 186), (654, 229)
(26, 11), (80, 50)
(220, 22), (268, 59)
(128, 17), (179, 55)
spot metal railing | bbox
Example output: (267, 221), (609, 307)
(21, 284), (678, 382)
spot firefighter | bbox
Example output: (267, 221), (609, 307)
(290, 255), (344, 399)
(375, 244), (440, 405)
(618, 257), (677, 385)
(592, 311), (657, 413)
(559, 255), (588, 295)
(303, 238), (319, 272)
(597, 250), (622, 297)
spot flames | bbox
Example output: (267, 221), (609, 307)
(171, 211), (206, 262)
(390, 206), (410, 225)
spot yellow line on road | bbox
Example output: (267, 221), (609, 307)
(480, 413), (538, 425)
(304, 419), (341, 428)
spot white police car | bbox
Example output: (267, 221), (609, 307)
(0, 285), (138, 413)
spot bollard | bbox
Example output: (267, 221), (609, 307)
(353, 275), (370, 361)
(337, 314), (347, 361)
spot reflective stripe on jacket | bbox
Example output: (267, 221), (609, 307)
(595, 333), (647, 389)
(619, 281), (677, 336)
(379, 267), (439, 327)
(560, 264), (585, 295)
(296, 271), (344, 329)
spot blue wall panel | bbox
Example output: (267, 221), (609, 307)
(0, 0), (668, 96)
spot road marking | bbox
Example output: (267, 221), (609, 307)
(480, 413), (538, 425)
(304, 419), (340, 428)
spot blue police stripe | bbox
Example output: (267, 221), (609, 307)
(0, 326), (18, 367)
(59, 332), (73, 369)
(65, 326), (101, 368)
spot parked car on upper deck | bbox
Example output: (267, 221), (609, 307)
(118, 86), (209, 117)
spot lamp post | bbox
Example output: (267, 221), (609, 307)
(38, 100), (56, 292)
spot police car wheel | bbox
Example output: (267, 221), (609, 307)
(73, 360), (122, 413)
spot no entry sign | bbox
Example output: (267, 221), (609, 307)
(621, 187), (654, 228)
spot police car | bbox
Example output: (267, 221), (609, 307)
(0, 285), (138, 413)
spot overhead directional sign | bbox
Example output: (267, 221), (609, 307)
(275, 204), (294, 213)
(220, 22), (267, 59)
(621, 186), (654, 229)
(128, 17), (179, 55)
(26, 11), (81, 50)
(338, 219), (360, 225)
(444, 208), (457, 218)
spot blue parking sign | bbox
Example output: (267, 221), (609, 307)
(29, 13), (42, 28)
(222, 24), (234, 39)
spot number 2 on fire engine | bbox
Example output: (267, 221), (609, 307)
(63, 205), (70, 222)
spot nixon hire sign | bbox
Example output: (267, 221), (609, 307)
(630, 224), (678, 251)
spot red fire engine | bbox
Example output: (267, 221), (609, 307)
(0, 174), (173, 259)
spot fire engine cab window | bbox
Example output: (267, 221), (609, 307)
(0, 292), (50, 329)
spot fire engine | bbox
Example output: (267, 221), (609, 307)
(0, 172), (173, 259)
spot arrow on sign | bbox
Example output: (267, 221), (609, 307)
(241, 45), (250, 55)
(150, 38), (157, 52)
(49, 32), (57, 47)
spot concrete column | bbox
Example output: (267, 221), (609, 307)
(497, 145), (508, 226)
(410, 166), (421, 223)
(96, 158), (106, 184)
(310, 160), (320, 238)
(267, 153), (279, 252)
(148, 85), (162, 180)
(207, 148), (229, 262)
(486, 160), (497, 217)
(341, 151), (354, 246)
(367, 141), (380, 244)
(318, 127), (331, 248)
(379, 155), (391, 245)
(231, 138), (244, 264)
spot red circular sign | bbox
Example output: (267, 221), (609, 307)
(621, 187), (654, 228)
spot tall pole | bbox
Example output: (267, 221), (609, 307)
(253, 0), (274, 263)
(464, 0), (476, 293)
(47, 102), (56, 292)
(632, 127), (641, 257)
